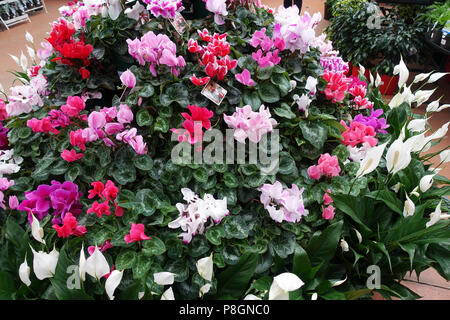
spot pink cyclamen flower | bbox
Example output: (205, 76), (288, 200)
(124, 223), (151, 244)
(61, 149), (84, 162)
(117, 104), (133, 124)
(322, 69), (351, 103)
(61, 96), (85, 118)
(323, 189), (333, 205)
(308, 153), (341, 180)
(120, 69), (136, 89)
(52, 212), (87, 238)
(88, 111), (106, 130)
(88, 239), (113, 255)
(9, 195), (19, 209)
(307, 165), (322, 180)
(322, 205), (335, 220)
(235, 69), (255, 86)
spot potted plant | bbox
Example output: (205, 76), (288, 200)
(423, 1), (450, 44)
(327, 2), (428, 95)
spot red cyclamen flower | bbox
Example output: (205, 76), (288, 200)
(124, 223), (151, 244)
(52, 212), (87, 238)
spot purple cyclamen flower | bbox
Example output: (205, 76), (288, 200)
(354, 109), (390, 134)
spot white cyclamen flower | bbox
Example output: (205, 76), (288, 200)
(105, 270), (124, 300)
(269, 273), (304, 300)
(153, 272), (176, 286)
(196, 253), (213, 281)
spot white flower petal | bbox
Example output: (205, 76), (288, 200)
(153, 272), (176, 286)
(196, 253), (213, 281)
(85, 246), (110, 280)
(161, 287), (175, 300)
(105, 270), (124, 300)
(19, 257), (31, 286)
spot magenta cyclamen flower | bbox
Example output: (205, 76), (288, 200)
(235, 69), (255, 86)
(250, 26), (285, 69)
(223, 105), (277, 143)
(258, 181), (308, 223)
(0, 122), (9, 150)
(144, 0), (184, 19)
(17, 180), (83, 225)
(353, 109), (389, 134)
(127, 31), (186, 77)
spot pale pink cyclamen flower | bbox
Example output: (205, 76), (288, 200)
(223, 105), (277, 143)
(37, 40), (54, 61)
(258, 181), (308, 223)
(204, 0), (228, 25)
(117, 104), (133, 124)
(235, 69), (255, 86)
(9, 195), (19, 209)
(73, 7), (90, 30)
(322, 205), (335, 220)
(120, 69), (136, 89)
(144, 0), (184, 19)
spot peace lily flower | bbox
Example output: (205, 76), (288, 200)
(403, 192), (415, 217)
(410, 186), (420, 198)
(19, 256), (31, 286)
(427, 72), (448, 84)
(356, 142), (387, 177)
(427, 101), (450, 113)
(413, 89), (435, 107)
(407, 118), (428, 132)
(426, 200), (449, 228)
(85, 245), (110, 280)
(419, 174), (436, 193)
(353, 228), (362, 244)
(105, 269), (124, 300)
(161, 287), (175, 300)
(386, 138), (411, 175)
(268, 272), (304, 300)
(358, 64), (366, 78)
(331, 275), (347, 287)
(31, 213), (45, 244)
(375, 73), (382, 87)
(79, 243), (87, 281)
(196, 253), (213, 281)
(311, 292), (318, 300)
(413, 71), (432, 84)
(244, 294), (262, 300)
(30, 245), (59, 280)
(199, 283), (212, 298)
(393, 56), (408, 89)
(428, 121), (450, 141)
(388, 92), (404, 109)
(440, 150), (450, 163)
(26, 46), (35, 60)
(25, 31), (34, 44)
(340, 238), (349, 252)
(20, 51), (28, 72)
(154, 272), (176, 285)
(391, 182), (402, 193)
(9, 54), (20, 67)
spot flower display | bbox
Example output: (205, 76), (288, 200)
(0, 2), (448, 302)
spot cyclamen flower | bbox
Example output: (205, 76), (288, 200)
(235, 69), (255, 86)
(340, 120), (378, 148)
(6, 84), (43, 117)
(144, 0), (183, 19)
(223, 105), (277, 143)
(127, 31), (185, 77)
(0, 149), (22, 177)
(61, 149), (84, 162)
(250, 26), (285, 69)
(171, 105), (214, 144)
(274, 6), (322, 53)
(124, 223), (151, 244)
(190, 74), (210, 86)
(120, 69), (136, 89)
(322, 69), (350, 103)
(204, 0), (228, 25)
(87, 200), (111, 218)
(61, 95), (85, 117)
(322, 205), (335, 220)
(88, 181), (105, 199)
(88, 239), (113, 255)
(17, 180), (83, 225)
(320, 56), (349, 74)
(52, 212), (87, 238)
(353, 109), (389, 134)
(0, 99), (8, 121)
(168, 188), (229, 244)
(0, 123), (9, 150)
(258, 181), (308, 223)
(307, 153), (341, 180)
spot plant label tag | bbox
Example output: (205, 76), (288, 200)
(201, 80), (227, 105)
(169, 12), (189, 35)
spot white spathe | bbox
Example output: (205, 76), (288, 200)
(153, 272), (176, 286)
(85, 246), (110, 280)
(196, 253), (213, 281)
(356, 142), (387, 177)
(419, 174), (435, 193)
(105, 269), (124, 300)
(30, 245), (59, 280)
(19, 257), (31, 286)
(268, 272), (304, 300)
(386, 138), (411, 175)
(403, 192), (415, 217)
(161, 287), (175, 300)
(393, 56), (409, 88)
(31, 213), (45, 244)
